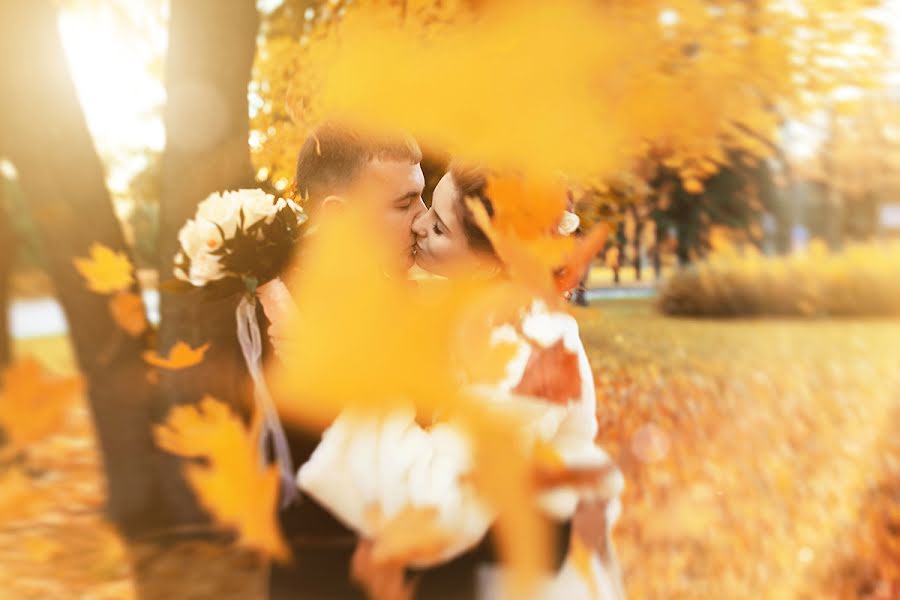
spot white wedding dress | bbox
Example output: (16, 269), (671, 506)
(293, 295), (625, 599)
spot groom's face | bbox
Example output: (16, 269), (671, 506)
(348, 158), (426, 273)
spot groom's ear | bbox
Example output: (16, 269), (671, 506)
(319, 195), (346, 217)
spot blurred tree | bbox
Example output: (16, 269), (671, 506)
(0, 0), (161, 534)
(251, 0), (467, 191)
(250, 0), (886, 199)
(2, 173), (46, 269)
(649, 152), (779, 264)
(0, 181), (10, 366)
(124, 151), (162, 270)
(825, 95), (900, 242)
(156, 0), (260, 528)
(0, 0), (264, 548)
(249, 0), (321, 193)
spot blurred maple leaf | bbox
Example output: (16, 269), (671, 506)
(73, 243), (134, 294)
(351, 540), (416, 600)
(513, 339), (582, 406)
(269, 209), (550, 590)
(465, 197), (559, 297)
(486, 175), (567, 240)
(568, 533), (600, 600)
(366, 506), (459, 567)
(0, 359), (81, 459)
(143, 341), (210, 370)
(0, 467), (37, 526)
(154, 396), (289, 561)
(109, 291), (148, 337)
(348, 506), (459, 600)
(554, 223), (611, 295)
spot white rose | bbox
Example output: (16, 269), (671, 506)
(235, 188), (282, 228)
(196, 191), (242, 237)
(175, 219), (228, 286)
(186, 252), (225, 287)
(178, 219), (224, 261)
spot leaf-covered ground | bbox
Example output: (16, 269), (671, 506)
(582, 300), (900, 599)
(1, 337), (132, 599)
(4, 299), (900, 598)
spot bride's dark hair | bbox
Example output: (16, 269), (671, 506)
(448, 163), (497, 259)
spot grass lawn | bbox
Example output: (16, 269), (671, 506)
(4, 300), (900, 598)
(578, 299), (900, 599)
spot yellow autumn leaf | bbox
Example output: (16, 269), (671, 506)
(154, 396), (289, 561)
(351, 540), (416, 600)
(143, 341), (210, 370)
(109, 291), (148, 337)
(0, 467), (37, 527)
(269, 209), (550, 589)
(366, 506), (460, 567)
(485, 174), (568, 240)
(0, 359), (81, 459)
(73, 243), (134, 294)
(466, 195), (568, 298)
(569, 533), (600, 600)
(683, 178), (704, 195)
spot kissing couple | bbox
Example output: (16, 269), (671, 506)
(259, 122), (626, 600)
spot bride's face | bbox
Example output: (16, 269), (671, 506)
(412, 173), (473, 277)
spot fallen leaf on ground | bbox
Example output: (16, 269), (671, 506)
(0, 360), (81, 458)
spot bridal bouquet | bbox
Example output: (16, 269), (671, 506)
(174, 188), (308, 292)
(172, 188), (307, 507)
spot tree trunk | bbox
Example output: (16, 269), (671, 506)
(632, 207), (643, 282)
(0, 183), (11, 366)
(156, 0), (260, 526)
(0, 0), (163, 536)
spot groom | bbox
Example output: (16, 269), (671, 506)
(266, 122), (429, 599)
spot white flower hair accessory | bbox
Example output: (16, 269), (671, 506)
(558, 210), (581, 236)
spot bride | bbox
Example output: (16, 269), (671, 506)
(262, 165), (625, 600)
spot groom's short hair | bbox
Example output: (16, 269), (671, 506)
(293, 122), (422, 211)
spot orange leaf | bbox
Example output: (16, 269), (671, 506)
(73, 243), (134, 294)
(0, 360), (81, 458)
(466, 196), (559, 297)
(0, 468), (37, 526)
(109, 291), (148, 337)
(154, 396), (289, 561)
(554, 223), (610, 295)
(268, 210), (550, 589)
(531, 441), (619, 491)
(143, 341), (210, 370)
(367, 506), (460, 567)
(351, 541), (416, 600)
(569, 533), (600, 600)
(485, 174), (567, 240)
(513, 339), (582, 405)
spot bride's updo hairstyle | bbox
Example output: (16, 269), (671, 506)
(448, 163), (497, 260)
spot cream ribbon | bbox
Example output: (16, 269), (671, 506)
(236, 294), (297, 508)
